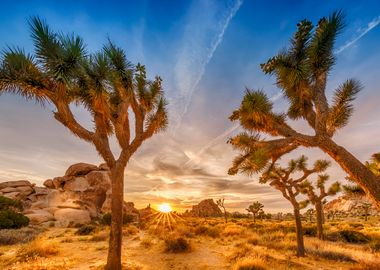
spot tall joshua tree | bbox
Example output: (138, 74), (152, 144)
(246, 201), (264, 223)
(300, 174), (341, 240)
(255, 156), (329, 256)
(216, 198), (228, 223)
(0, 18), (168, 270)
(227, 11), (380, 209)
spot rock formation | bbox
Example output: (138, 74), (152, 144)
(324, 195), (379, 217)
(185, 199), (223, 217)
(0, 163), (138, 227)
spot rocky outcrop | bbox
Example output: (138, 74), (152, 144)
(0, 163), (114, 227)
(185, 199), (222, 217)
(325, 195), (379, 216)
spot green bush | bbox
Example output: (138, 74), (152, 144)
(0, 196), (23, 211)
(101, 213), (135, 226)
(0, 209), (29, 229)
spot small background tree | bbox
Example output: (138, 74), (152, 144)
(246, 201), (264, 223)
(216, 198), (228, 223)
(305, 208), (315, 222)
(0, 196), (29, 229)
(243, 156), (329, 257)
(300, 174), (341, 240)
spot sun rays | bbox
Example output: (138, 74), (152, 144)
(140, 203), (185, 232)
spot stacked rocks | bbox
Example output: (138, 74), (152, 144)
(0, 180), (35, 200)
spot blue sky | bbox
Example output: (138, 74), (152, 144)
(0, 0), (380, 212)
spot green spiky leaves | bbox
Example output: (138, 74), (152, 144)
(327, 79), (361, 133)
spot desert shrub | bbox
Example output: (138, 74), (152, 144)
(306, 248), (356, 262)
(164, 236), (191, 253)
(247, 235), (259, 245)
(0, 209), (29, 229)
(247, 223), (264, 230)
(326, 230), (370, 243)
(123, 225), (139, 236)
(369, 240), (380, 252)
(223, 225), (245, 237)
(348, 222), (364, 229)
(0, 227), (41, 245)
(0, 196), (23, 211)
(75, 224), (96, 235)
(101, 213), (134, 226)
(340, 230), (370, 243)
(140, 237), (153, 248)
(17, 238), (59, 261)
(194, 225), (220, 238)
(303, 226), (317, 237)
(233, 256), (267, 270)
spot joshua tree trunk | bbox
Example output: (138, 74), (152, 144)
(223, 209), (227, 223)
(106, 163), (126, 270)
(293, 205), (305, 257)
(321, 138), (380, 210)
(315, 201), (324, 240)
(253, 213), (256, 223)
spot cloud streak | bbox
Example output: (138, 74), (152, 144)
(171, 0), (243, 133)
(335, 15), (380, 54)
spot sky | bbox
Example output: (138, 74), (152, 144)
(0, 0), (380, 213)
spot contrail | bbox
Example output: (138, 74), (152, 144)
(184, 92), (281, 167)
(335, 15), (380, 54)
(171, 0), (244, 134)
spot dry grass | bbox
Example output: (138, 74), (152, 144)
(233, 256), (268, 270)
(16, 238), (59, 262)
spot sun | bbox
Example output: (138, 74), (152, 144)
(158, 203), (172, 213)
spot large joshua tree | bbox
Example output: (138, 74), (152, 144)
(255, 156), (329, 256)
(216, 198), (228, 223)
(228, 11), (380, 209)
(0, 18), (168, 270)
(300, 174), (341, 240)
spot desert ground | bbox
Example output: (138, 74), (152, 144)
(0, 216), (379, 270)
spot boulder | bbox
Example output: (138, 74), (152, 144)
(33, 186), (49, 195)
(325, 195), (379, 216)
(54, 209), (91, 227)
(1, 187), (17, 193)
(3, 191), (21, 199)
(0, 180), (31, 189)
(65, 163), (98, 177)
(25, 209), (55, 224)
(63, 177), (89, 192)
(52, 177), (66, 190)
(15, 185), (34, 194)
(43, 179), (54, 188)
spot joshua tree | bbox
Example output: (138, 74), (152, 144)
(227, 11), (380, 209)
(256, 156), (329, 256)
(300, 174), (341, 240)
(246, 201), (264, 223)
(305, 208), (315, 222)
(0, 18), (168, 270)
(216, 198), (228, 223)
(358, 203), (372, 221)
(366, 152), (380, 176)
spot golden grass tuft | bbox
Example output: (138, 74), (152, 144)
(16, 238), (59, 261)
(233, 256), (268, 270)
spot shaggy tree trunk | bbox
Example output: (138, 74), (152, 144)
(321, 138), (380, 210)
(315, 201), (324, 240)
(106, 164), (125, 270)
(253, 213), (256, 223)
(224, 209), (227, 223)
(293, 206), (305, 257)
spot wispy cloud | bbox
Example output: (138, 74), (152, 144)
(335, 15), (380, 54)
(170, 0), (243, 133)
